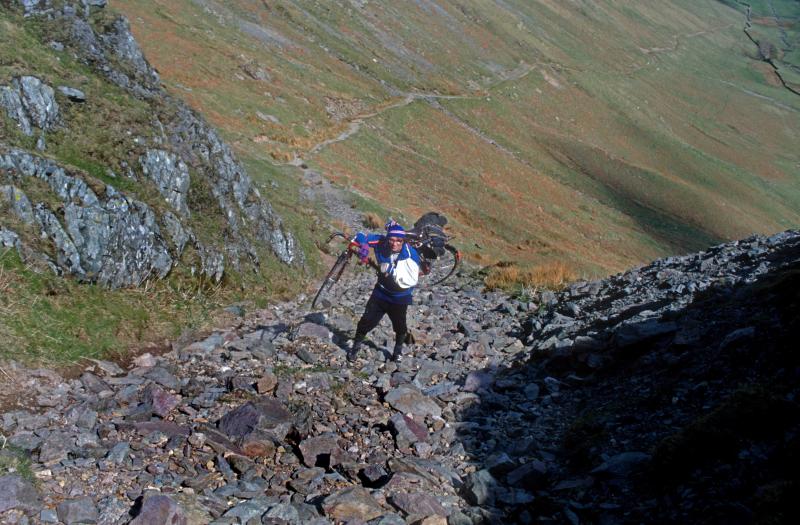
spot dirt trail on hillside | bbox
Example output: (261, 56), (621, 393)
(629, 23), (737, 77)
(293, 14), (748, 170)
(287, 63), (537, 230)
(289, 63), (538, 166)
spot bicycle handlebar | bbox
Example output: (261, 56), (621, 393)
(327, 230), (452, 250)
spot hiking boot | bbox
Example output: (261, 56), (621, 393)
(390, 343), (404, 362)
(347, 336), (364, 362)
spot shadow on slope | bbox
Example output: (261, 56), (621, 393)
(543, 138), (725, 255)
(455, 256), (800, 523)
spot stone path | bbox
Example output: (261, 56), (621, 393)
(0, 265), (535, 524)
(2, 230), (799, 524)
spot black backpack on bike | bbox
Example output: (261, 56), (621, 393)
(410, 212), (448, 259)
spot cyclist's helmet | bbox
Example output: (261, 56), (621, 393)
(385, 220), (406, 238)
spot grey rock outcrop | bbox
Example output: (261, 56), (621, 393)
(19, 0), (52, 16)
(198, 244), (225, 282)
(55, 0), (299, 266)
(0, 228), (22, 249)
(139, 149), (190, 217)
(161, 211), (190, 254)
(1, 148), (173, 286)
(2, 0), (300, 290)
(0, 226), (54, 271)
(0, 184), (35, 223)
(33, 203), (84, 276)
(164, 104), (298, 265)
(57, 85), (86, 102)
(0, 86), (31, 135)
(0, 76), (60, 137)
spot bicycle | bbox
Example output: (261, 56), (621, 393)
(311, 214), (461, 309)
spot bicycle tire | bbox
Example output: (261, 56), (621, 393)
(418, 243), (461, 288)
(311, 251), (351, 308)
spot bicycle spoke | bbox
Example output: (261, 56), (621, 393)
(312, 250), (351, 308)
(418, 244), (460, 288)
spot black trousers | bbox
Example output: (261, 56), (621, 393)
(355, 295), (408, 346)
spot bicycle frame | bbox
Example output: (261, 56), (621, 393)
(311, 229), (461, 308)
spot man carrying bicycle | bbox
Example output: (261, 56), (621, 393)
(347, 220), (420, 362)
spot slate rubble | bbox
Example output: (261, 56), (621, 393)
(1, 231), (798, 523)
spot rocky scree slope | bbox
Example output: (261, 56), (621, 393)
(1, 230), (798, 524)
(1, 0), (298, 289)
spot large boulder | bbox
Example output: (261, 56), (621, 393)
(385, 385), (442, 418)
(56, 497), (99, 525)
(298, 433), (347, 468)
(0, 475), (42, 515)
(322, 487), (384, 522)
(218, 397), (297, 457)
(129, 494), (187, 525)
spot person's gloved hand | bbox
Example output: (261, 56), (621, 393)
(420, 261), (432, 275)
(358, 242), (370, 264)
(380, 262), (390, 274)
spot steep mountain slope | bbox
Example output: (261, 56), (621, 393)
(0, 1), (307, 361)
(3, 0), (799, 363)
(117, 0), (800, 275)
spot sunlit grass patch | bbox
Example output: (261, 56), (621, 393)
(0, 247), (285, 365)
(362, 212), (382, 230)
(484, 260), (577, 293)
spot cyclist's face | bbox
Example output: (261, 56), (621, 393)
(387, 236), (404, 253)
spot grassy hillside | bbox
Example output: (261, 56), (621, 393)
(115, 0), (800, 278)
(2, 0), (799, 363)
(0, 4), (319, 364)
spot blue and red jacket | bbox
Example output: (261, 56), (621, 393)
(354, 232), (420, 305)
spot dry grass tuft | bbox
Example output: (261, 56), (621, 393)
(329, 218), (353, 238)
(362, 212), (382, 230)
(0, 250), (22, 311)
(269, 149), (294, 162)
(0, 251), (26, 353)
(484, 260), (576, 291)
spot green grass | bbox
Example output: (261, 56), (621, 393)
(1, 248), (151, 363)
(0, 246), (298, 364)
(0, 446), (34, 482)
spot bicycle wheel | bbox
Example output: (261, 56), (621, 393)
(312, 252), (351, 308)
(417, 244), (461, 288)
